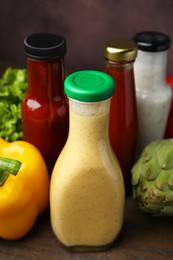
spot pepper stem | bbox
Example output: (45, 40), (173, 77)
(0, 157), (22, 185)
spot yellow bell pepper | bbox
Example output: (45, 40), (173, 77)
(0, 138), (49, 240)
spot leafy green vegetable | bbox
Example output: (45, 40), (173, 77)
(0, 68), (28, 141)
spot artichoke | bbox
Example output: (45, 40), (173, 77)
(131, 139), (173, 217)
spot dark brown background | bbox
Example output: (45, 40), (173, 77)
(0, 0), (173, 75)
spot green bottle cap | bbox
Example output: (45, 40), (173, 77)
(64, 70), (115, 102)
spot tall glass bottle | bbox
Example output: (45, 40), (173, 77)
(104, 38), (138, 194)
(133, 31), (172, 156)
(50, 70), (125, 252)
(22, 33), (69, 173)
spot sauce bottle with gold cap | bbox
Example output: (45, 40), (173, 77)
(104, 38), (138, 194)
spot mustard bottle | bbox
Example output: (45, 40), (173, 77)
(50, 70), (125, 252)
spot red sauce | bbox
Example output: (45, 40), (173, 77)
(22, 58), (69, 173)
(165, 75), (173, 138)
(104, 63), (138, 194)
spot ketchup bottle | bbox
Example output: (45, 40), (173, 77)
(103, 38), (138, 194)
(165, 75), (173, 138)
(22, 33), (69, 174)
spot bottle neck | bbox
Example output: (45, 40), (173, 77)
(68, 99), (110, 142)
(27, 57), (65, 99)
(104, 59), (134, 70)
(104, 59), (135, 91)
(134, 50), (168, 87)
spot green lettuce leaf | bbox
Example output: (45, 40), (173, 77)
(0, 68), (28, 141)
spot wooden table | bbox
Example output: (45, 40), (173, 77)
(0, 196), (172, 260)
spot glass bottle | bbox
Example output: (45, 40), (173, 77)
(103, 38), (138, 194)
(22, 33), (69, 174)
(165, 76), (173, 138)
(50, 70), (125, 252)
(133, 31), (172, 156)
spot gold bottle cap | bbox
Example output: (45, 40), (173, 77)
(104, 38), (138, 62)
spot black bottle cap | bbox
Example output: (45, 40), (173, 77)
(133, 31), (171, 52)
(24, 32), (66, 60)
